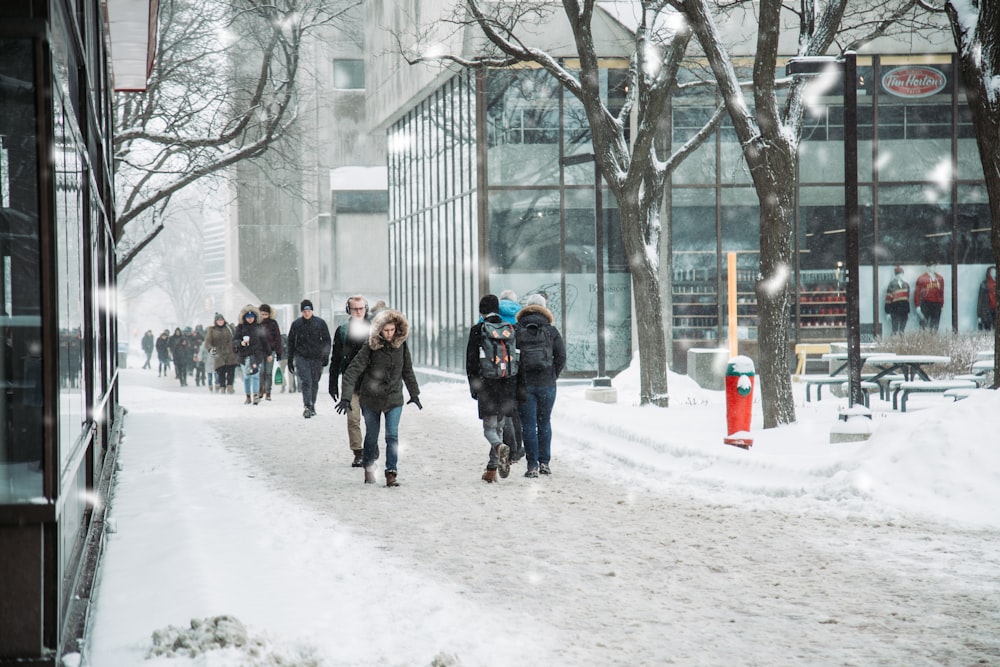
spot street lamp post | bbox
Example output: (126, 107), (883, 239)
(787, 51), (863, 408)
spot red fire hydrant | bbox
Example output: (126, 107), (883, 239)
(724, 356), (755, 449)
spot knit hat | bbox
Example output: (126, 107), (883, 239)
(894, 265), (903, 274)
(244, 310), (256, 319)
(300, 299), (313, 311)
(214, 313), (224, 321)
(479, 294), (500, 315)
(525, 293), (547, 308)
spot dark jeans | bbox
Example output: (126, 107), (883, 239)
(362, 404), (402, 471)
(518, 385), (557, 467)
(295, 357), (324, 409)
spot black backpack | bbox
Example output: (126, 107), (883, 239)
(479, 320), (518, 379)
(517, 322), (553, 372)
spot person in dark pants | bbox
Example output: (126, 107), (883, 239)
(287, 299), (331, 418)
(257, 304), (283, 400)
(515, 294), (566, 478)
(141, 329), (155, 369)
(466, 294), (520, 483)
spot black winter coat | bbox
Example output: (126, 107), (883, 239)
(515, 304), (566, 388)
(233, 305), (271, 369)
(287, 314), (332, 366)
(466, 314), (519, 419)
(341, 310), (419, 413)
(329, 317), (372, 397)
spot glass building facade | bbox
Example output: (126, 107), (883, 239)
(1, 1), (125, 662)
(388, 65), (634, 376)
(670, 53), (992, 368)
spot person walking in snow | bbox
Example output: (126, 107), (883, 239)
(286, 299), (332, 418)
(233, 305), (271, 405)
(155, 329), (171, 377)
(515, 293), (566, 478)
(335, 309), (421, 488)
(329, 295), (373, 467)
(467, 294), (520, 483)
(204, 313), (239, 394)
(141, 329), (155, 369)
(257, 304), (283, 401)
(497, 289), (525, 463)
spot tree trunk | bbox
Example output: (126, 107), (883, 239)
(619, 198), (670, 406)
(748, 142), (798, 427)
(946, 0), (1000, 385)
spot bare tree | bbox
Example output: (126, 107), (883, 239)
(114, 0), (359, 272)
(402, 0), (725, 406)
(667, 0), (933, 426)
(938, 0), (1000, 383)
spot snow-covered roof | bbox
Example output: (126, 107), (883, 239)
(330, 166), (388, 192)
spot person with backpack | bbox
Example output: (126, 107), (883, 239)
(329, 295), (373, 467)
(497, 289), (525, 463)
(466, 294), (520, 483)
(515, 293), (566, 478)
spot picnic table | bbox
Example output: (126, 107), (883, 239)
(821, 351), (897, 377)
(863, 354), (950, 383)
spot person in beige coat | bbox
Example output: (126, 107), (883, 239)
(203, 313), (239, 394)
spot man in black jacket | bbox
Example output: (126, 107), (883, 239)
(257, 304), (283, 400)
(329, 295), (372, 466)
(287, 299), (331, 419)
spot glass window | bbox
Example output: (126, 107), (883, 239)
(877, 184), (952, 265)
(1, 39), (45, 502)
(486, 69), (561, 186)
(333, 59), (364, 90)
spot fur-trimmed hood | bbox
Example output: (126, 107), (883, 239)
(515, 303), (553, 324)
(238, 304), (261, 322)
(369, 309), (409, 349)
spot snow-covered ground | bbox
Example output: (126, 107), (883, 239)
(82, 360), (1000, 666)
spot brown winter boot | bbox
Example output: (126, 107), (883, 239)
(265, 392), (271, 401)
(385, 470), (399, 487)
(364, 467), (376, 484)
(481, 468), (498, 483)
(244, 394), (252, 404)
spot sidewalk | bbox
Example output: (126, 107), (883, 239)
(84, 367), (1000, 666)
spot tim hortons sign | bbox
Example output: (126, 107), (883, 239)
(881, 66), (947, 98)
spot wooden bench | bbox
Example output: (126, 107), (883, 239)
(893, 380), (979, 412)
(794, 344), (832, 378)
(801, 375), (848, 402)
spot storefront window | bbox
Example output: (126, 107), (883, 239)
(486, 69), (561, 186)
(0, 39), (45, 502)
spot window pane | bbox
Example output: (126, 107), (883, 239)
(333, 59), (364, 89)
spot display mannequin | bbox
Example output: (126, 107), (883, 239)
(913, 263), (945, 332)
(884, 265), (910, 334)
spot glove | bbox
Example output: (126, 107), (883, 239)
(330, 387), (338, 400)
(470, 390), (478, 400)
(288, 361), (294, 373)
(335, 398), (352, 414)
(407, 396), (423, 410)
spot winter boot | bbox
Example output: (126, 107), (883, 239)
(303, 407), (312, 419)
(364, 466), (376, 484)
(351, 451), (364, 467)
(227, 386), (234, 394)
(265, 392), (271, 401)
(497, 444), (511, 479)
(539, 462), (551, 475)
(252, 393), (260, 405)
(385, 470), (399, 487)
(481, 468), (498, 483)
(244, 394), (252, 404)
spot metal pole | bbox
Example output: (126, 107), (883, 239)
(595, 160), (606, 380)
(844, 51), (862, 407)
